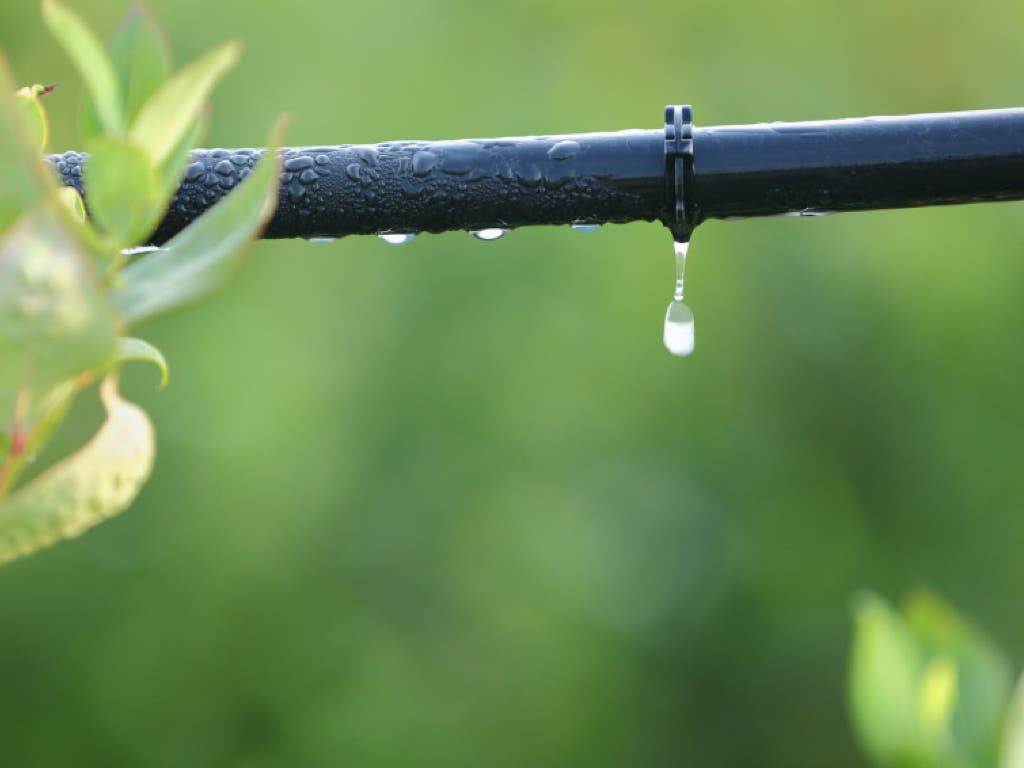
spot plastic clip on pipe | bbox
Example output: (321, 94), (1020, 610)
(664, 104), (696, 242)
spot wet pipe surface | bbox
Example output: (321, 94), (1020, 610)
(48, 108), (1024, 242)
(49, 131), (668, 243)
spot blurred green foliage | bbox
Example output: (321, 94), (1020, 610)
(849, 591), (1020, 768)
(0, 1), (281, 563)
(0, 0), (1022, 765)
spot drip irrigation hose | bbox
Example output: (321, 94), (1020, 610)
(47, 105), (1024, 244)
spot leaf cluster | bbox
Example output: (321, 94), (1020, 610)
(0, 1), (284, 564)
(849, 590), (1024, 768)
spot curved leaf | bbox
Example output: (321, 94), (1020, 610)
(84, 136), (161, 247)
(0, 209), (117, 436)
(129, 41), (239, 164)
(56, 186), (86, 223)
(848, 592), (925, 767)
(110, 3), (170, 122)
(0, 56), (50, 234)
(116, 337), (168, 388)
(42, 0), (124, 135)
(115, 117), (285, 324)
(80, 3), (171, 142)
(15, 84), (50, 152)
(0, 377), (154, 565)
(1001, 673), (1024, 768)
(905, 590), (1012, 767)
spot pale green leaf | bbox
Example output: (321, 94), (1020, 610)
(116, 337), (168, 388)
(130, 41), (239, 164)
(0, 56), (49, 234)
(0, 377), (80, 497)
(905, 591), (1012, 768)
(80, 3), (170, 141)
(42, 0), (124, 135)
(15, 84), (50, 152)
(0, 377), (154, 565)
(0, 209), (117, 437)
(56, 186), (86, 223)
(918, 655), (958, 748)
(1000, 673), (1024, 768)
(115, 118), (284, 323)
(107, 4), (171, 121)
(848, 592), (925, 767)
(83, 136), (161, 246)
(158, 110), (206, 197)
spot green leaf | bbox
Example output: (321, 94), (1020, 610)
(0, 376), (154, 566)
(0, 56), (49, 234)
(115, 118), (285, 324)
(158, 110), (207, 196)
(83, 136), (161, 247)
(0, 377), (79, 496)
(106, 4), (171, 121)
(15, 84), (50, 152)
(42, 0), (124, 136)
(116, 337), (168, 388)
(1000, 673), (1024, 768)
(849, 592), (925, 767)
(0, 209), (117, 439)
(56, 186), (86, 224)
(918, 655), (958, 750)
(80, 3), (170, 142)
(129, 41), (240, 164)
(905, 591), (1012, 767)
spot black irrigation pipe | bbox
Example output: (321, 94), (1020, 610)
(47, 105), (1024, 244)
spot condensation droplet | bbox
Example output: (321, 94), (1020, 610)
(571, 222), (601, 233)
(470, 228), (509, 241)
(378, 232), (417, 245)
(307, 237), (337, 244)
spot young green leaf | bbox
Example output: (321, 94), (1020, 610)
(848, 592), (925, 767)
(917, 655), (958, 748)
(116, 337), (169, 388)
(106, 4), (170, 121)
(129, 41), (240, 164)
(0, 209), (117, 440)
(905, 591), (1012, 768)
(158, 110), (207, 197)
(0, 377), (79, 497)
(15, 84), (50, 152)
(115, 118), (285, 324)
(42, 0), (124, 136)
(56, 186), (86, 223)
(80, 3), (170, 142)
(1000, 673), (1024, 768)
(83, 136), (161, 247)
(0, 376), (154, 565)
(0, 57), (50, 234)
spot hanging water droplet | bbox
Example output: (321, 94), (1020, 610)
(664, 301), (695, 356)
(663, 239), (695, 356)
(571, 222), (601, 233)
(307, 237), (337, 244)
(378, 232), (417, 245)
(471, 228), (508, 241)
(120, 245), (162, 256)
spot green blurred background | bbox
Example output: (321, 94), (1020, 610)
(2, 0), (1024, 765)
